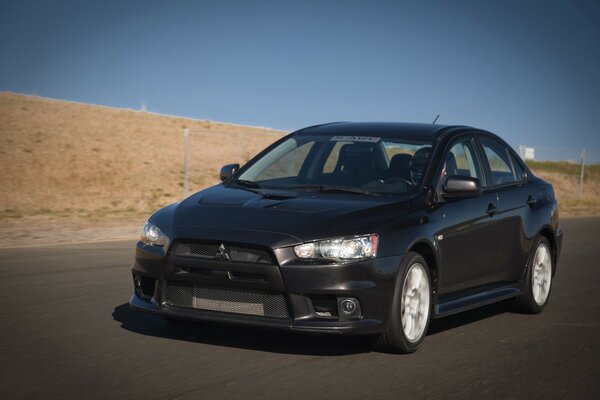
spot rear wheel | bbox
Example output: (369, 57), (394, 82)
(372, 252), (432, 353)
(508, 236), (553, 314)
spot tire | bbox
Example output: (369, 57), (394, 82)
(371, 252), (433, 354)
(508, 236), (553, 314)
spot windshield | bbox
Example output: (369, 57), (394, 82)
(234, 134), (434, 196)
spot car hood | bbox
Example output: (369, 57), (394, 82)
(153, 184), (413, 248)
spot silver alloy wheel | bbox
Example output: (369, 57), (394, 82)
(400, 262), (431, 343)
(532, 243), (552, 306)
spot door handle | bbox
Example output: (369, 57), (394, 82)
(526, 195), (538, 207)
(486, 203), (498, 216)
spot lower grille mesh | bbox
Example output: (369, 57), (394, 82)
(310, 295), (339, 318)
(165, 281), (289, 319)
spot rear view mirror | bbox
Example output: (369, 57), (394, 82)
(442, 176), (482, 199)
(219, 163), (240, 181)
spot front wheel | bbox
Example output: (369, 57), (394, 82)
(371, 252), (432, 353)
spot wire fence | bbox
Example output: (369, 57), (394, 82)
(517, 146), (600, 165)
(518, 145), (600, 196)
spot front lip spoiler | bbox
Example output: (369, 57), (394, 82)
(129, 294), (384, 335)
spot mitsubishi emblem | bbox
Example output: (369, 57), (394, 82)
(217, 244), (230, 260)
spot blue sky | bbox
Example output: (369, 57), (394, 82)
(1, 0), (599, 160)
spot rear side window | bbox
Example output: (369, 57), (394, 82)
(510, 153), (526, 181)
(480, 138), (517, 186)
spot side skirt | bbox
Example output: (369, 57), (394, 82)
(433, 283), (522, 318)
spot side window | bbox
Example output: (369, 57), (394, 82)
(510, 153), (526, 181)
(480, 138), (516, 186)
(441, 138), (482, 183)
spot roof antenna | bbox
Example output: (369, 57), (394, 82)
(432, 114), (440, 124)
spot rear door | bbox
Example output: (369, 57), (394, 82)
(477, 136), (539, 284)
(436, 135), (499, 296)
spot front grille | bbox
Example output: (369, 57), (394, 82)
(171, 241), (275, 264)
(165, 281), (289, 319)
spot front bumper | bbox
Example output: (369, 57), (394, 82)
(130, 241), (403, 335)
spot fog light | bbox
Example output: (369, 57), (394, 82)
(340, 298), (358, 315)
(338, 297), (361, 320)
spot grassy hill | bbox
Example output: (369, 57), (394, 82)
(526, 161), (600, 216)
(1, 92), (598, 225)
(0, 92), (284, 221)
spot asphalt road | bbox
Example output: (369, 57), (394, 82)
(1, 218), (599, 400)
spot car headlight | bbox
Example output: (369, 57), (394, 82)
(294, 234), (378, 261)
(140, 221), (168, 247)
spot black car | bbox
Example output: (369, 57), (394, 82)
(130, 122), (563, 353)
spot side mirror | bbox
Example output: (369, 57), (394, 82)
(442, 176), (482, 199)
(219, 163), (239, 181)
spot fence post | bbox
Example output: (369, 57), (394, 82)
(237, 131), (242, 163)
(183, 128), (190, 198)
(579, 148), (586, 196)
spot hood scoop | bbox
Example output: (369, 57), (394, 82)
(260, 191), (298, 201)
(197, 189), (298, 207)
(193, 185), (368, 213)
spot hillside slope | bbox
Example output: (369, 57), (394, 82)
(0, 93), (284, 220)
(527, 161), (600, 216)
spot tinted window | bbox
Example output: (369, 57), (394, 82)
(322, 141), (347, 173)
(480, 138), (516, 186)
(510, 153), (526, 181)
(237, 135), (433, 195)
(442, 139), (481, 180)
(442, 139), (482, 182)
(255, 141), (314, 180)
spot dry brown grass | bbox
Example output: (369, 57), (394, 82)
(0, 92), (285, 222)
(532, 170), (600, 216)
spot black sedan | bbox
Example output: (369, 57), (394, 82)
(130, 122), (563, 353)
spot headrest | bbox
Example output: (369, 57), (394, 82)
(410, 147), (431, 174)
(389, 153), (412, 177)
(336, 143), (374, 173)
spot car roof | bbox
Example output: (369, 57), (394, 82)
(293, 121), (473, 140)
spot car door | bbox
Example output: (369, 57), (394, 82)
(477, 136), (539, 284)
(436, 135), (500, 296)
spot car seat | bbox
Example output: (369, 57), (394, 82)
(389, 154), (412, 181)
(334, 144), (377, 186)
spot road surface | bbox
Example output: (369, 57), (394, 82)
(1, 217), (599, 399)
